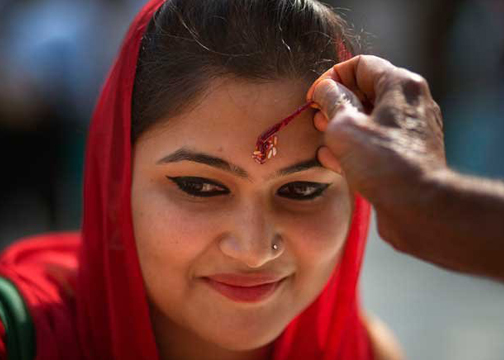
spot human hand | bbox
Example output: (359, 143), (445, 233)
(307, 55), (447, 250)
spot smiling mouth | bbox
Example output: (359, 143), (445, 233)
(202, 277), (286, 303)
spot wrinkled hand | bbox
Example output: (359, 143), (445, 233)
(307, 55), (447, 249)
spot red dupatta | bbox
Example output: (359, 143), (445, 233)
(0, 1), (373, 359)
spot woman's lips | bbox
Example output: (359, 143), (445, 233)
(203, 275), (286, 303)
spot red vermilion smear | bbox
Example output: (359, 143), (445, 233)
(252, 101), (314, 164)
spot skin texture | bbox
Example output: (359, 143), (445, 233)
(131, 78), (353, 360)
(308, 54), (504, 282)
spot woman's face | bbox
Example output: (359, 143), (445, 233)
(131, 78), (352, 353)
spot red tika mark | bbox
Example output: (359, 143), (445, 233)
(252, 101), (314, 164)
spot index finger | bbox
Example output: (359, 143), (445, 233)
(306, 55), (396, 105)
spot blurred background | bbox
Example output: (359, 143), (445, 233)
(0, 0), (503, 359)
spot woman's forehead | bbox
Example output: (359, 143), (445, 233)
(166, 78), (314, 135)
(136, 78), (324, 173)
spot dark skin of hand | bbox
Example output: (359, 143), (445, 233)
(307, 55), (504, 282)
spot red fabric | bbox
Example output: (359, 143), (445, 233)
(0, 234), (80, 359)
(0, 1), (373, 359)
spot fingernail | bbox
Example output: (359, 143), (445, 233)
(314, 81), (364, 119)
(333, 83), (365, 113)
(317, 80), (343, 118)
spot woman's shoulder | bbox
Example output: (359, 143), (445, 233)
(362, 313), (404, 360)
(0, 232), (81, 264)
(0, 232), (81, 295)
(0, 232), (82, 360)
(0, 276), (35, 360)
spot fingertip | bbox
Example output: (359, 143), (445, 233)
(311, 79), (343, 119)
(306, 67), (339, 102)
(313, 111), (328, 132)
(306, 81), (317, 102)
(317, 146), (343, 175)
(306, 78), (322, 103)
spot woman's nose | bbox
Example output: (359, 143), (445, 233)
(218, 204), (284, 268)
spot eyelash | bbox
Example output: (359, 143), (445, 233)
(166, 176), (330, 201)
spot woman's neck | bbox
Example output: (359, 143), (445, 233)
(150, 306), (274, 360)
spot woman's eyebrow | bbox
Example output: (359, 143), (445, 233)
(156, 148), (323, 180)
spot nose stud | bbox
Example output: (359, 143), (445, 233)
(272, 243), (279, 251)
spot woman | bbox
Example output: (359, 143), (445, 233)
(0, 0), (401, 359)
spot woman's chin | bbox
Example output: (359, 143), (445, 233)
(199, 324), (283, 352)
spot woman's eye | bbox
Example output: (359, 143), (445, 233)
(277, 182), (330, 201)
(167, 176), (230, 197)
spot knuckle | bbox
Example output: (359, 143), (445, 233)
(404, 76), (428, 93)
(393, 69), (430, 106)
(431, 99), (442, 117)
(361, 54), (393, 68)
(373, 103), (400, 128)
(361, 56), (397, 91)
(397, 69), (429, 90)
(430, 100), (444, 129)
(395, 67), (425, 82)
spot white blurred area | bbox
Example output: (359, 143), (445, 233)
(1, 0), (503, 359)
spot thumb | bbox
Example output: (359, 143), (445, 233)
(321, 106), (385, 196)
(324, 105), (371, 160)
(311, 79), (364, 120)
(317, 146), (343, 175)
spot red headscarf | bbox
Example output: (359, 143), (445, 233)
(0, 1), (372, 359)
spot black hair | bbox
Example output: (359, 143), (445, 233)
(131, 0), (357, 142)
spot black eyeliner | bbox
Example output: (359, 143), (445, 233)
(166, 176), (230, 197)
(277, 182), (331, 201)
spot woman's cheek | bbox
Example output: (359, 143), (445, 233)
(132, 187), (207, 285)
(135, 192), (220, 262)
(283, 193), (352, 264)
